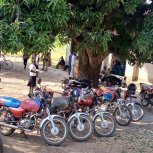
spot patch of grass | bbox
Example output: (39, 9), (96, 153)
(7, 45), (67, 66)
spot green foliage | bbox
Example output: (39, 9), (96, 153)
(0, 0), (68, 53)
(65, 0), (153, 64)
(1, 0), (153, 65)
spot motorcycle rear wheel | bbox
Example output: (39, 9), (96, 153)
(0, 110), (15, 136)
(114, 106), (132, 126)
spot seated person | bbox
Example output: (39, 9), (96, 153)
(56, 56), (65, 69)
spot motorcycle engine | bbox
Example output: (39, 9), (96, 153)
(19, 113), (36, 130)
(19, 119), (31, 129)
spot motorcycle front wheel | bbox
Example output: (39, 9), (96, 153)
(68, 114), (93, 141)
(40, 117), (68, 146)
(93, 112), (116, 137)
(114, 106), (132, 126)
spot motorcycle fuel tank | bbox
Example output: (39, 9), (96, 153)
(79, 96), (93, 106)
(20, 98), (41, 112)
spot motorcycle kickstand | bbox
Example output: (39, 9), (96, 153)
(20, 130), (28, 139)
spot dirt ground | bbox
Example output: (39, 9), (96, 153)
(0, 61), (153, 153)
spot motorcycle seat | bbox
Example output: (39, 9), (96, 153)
(141, 84), (153, 91)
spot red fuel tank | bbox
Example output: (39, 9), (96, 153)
(79, 96), (93, 106)
(20, 99), (41, 112)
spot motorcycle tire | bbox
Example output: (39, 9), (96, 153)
(68, 114), (93, 141)
(0, 110), (15, 136)
(128, 103), (144, 122)
(140, 93), (150, 107)
(114, 106), (132, 126)
(0, 134), (3, 153)
(40, 117), (68, 146)
(93, 112), (116, 137)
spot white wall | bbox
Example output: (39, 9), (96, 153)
(125, 62), (153, 83)
(138, 63), (153, 83)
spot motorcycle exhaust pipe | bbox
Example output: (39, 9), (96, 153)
(0, 122), (31, 132)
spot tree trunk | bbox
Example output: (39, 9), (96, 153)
(76, 49), (109, 87)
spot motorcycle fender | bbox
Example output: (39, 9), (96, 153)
(39, 115), (64, 130)
(67, 112), (89, 123)
(93, 111), (112, 121)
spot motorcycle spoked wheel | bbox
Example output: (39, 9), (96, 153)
(93, 112), (116, 137)
(40, 117), (68, 146)
(114, 106), (132, 126)
(68, 114), (93, 141)
(128, 103), (144, 122)
(0, 110), (15, 136)
(140, 93), (150, 107)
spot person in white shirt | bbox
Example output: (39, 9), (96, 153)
(27, 59), (37, 95)
(69, 52), (76, 79)
(35, 53), (40, 69)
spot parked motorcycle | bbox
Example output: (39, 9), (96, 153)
(44, 82), (94, 141)
(139, 83), (153, 107)
(58, 79), (116, 137)
(0, 81), (68, 146)
(93, 86), (132, 126)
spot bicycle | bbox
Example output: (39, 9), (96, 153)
(0, 54), (13, 70)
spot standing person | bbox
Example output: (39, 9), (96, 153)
(48, 49), (52, 67)
(74, 53), (79, 79)
(23, 53), (29, 70)
(68, 52), (73, 75)
(35, 53), (40, 69)
(69, 52), (76, 79)
(27, 59), (37, 95)
(42, 51), (49, 71)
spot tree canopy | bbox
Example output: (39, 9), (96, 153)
(66, 0), (153, 64)
(0, 0), (68, 53)
(0, 0), (153, 63)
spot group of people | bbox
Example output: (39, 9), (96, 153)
(23, 50), (51, 71)
(55, 52), (78, 79)
(25, 50), (51, 95)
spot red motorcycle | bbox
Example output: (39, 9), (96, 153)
(139, 83), (153, 107)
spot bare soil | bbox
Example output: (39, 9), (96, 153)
(0, 61), (153, 153)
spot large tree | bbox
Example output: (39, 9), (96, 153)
(1, 0), (153, 86)
(66, 0), (153, 85)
